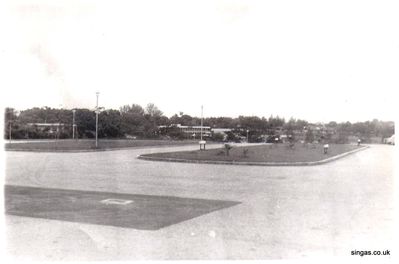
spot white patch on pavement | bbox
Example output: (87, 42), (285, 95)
(100, 199), (133, 205)
(208, 230), (216, 238)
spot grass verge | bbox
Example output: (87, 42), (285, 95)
(4, 139), (199, 152)
(139, 143), (363, 164)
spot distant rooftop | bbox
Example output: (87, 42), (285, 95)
(27, 123), (66, 126)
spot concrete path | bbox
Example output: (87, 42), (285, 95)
(4, 144), (395, 260)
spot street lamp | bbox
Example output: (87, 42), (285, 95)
(72, 109), (76, 139)
(200, 105), (203, 141)
(246, 129), (249, 143)
(94, 93), (105, 148)
(199, 105), (206, 150)
(95, 92), (99, 148)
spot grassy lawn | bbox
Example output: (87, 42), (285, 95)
(4, 139), (199, 152)
(141, 143), (362, 163)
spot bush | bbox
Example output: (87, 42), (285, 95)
(211, 133), (225, 142)
(332, 132), (349, 144)
(225, 131), (240, 143)
(242, 148), (249, 157)
(305, 130), (314, 143)
(224, 143), (233, 156)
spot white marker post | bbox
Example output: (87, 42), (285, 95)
(323, 144), (329, 154)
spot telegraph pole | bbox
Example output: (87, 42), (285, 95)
(72, 109), (76, 139)
(200, 105), (203, 141)
(95, 92), (99, 148)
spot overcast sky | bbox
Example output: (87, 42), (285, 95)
(1, 0), (398, 123)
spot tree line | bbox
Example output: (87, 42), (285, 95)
(3, 104), (394, 142)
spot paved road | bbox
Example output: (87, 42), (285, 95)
(4, 144), (394, 260)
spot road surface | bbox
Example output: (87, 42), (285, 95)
(4, 144), (394, 260)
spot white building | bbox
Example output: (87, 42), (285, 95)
(161, 124), (212, 137)
(211, 128), (232, 135)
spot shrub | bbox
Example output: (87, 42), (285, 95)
(242, 148), (249, 157)
(224, 143), (233, 156)
(211, 133), (225, 142)
(305, 130), (314, 143)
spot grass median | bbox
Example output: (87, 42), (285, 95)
(140, 143), (363, 164)
(5, 139), (199, 152)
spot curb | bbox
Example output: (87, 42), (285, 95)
(137, 146), (370, 167)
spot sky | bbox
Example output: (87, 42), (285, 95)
(1, 0), (398, 123)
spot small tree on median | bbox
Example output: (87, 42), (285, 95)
(224, 143), (233, 156)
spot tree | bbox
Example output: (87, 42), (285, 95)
(268, 115), (285, 128)
(120, 104), (145, 116)
(169, 114), (181, 125)
(160, 125), (185, 140)
(379, 121), (394, 139)
(4, 108), (18, 139)
(333, 122), (352, 143)
(238, 116), (266, 131)
(205, 117), (236, 128)
(295, 119), (309, 130)
(305, 129), (314, 143)
(224, 143), (233, 156)
(119, 104), (146, 137)
(284, 117), (296, 139)
(144, 103), (166, 138)
(98, 110), (123, 138)
(6, 105), (394, 142)
(225, 131), (240, 142)
(145, 103), (163, 117)
(179, 114), (194, 126)
(211, 132), (225, 142)
(75, 109), (96, 138)
(11, 107), (74, 139)
(328, 121), (338, 127)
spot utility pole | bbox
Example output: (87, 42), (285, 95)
(72, 109), (76, 139)
(95, 92), (99, 148)
(200, 105), (203, 141)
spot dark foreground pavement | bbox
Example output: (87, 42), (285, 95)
(5, 185), (239, 230)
